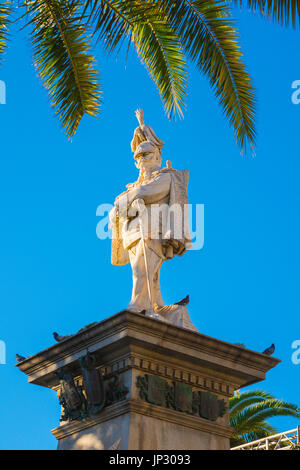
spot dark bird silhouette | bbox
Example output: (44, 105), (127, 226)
(175, 295), (189, 306)
(16, 354), (27, 362)
(53, 332), (69, 342)
(139, 310), (146, 316)
(233, 343), (246, 348)
(262, 344), (275, 356)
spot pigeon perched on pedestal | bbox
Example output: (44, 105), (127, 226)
(53, 332), (70, 342)
(262, 344), (275, 356)
(175, 295), (189, 306)
(233, 343), (246, 348)
(16, 354), (27, 362)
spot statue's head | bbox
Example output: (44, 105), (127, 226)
(134, 141), (162, 171)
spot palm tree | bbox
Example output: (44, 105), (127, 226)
(230, 389), (300, 447)
(0, 1), (299, 151)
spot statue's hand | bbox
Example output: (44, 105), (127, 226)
(128, 198), (146, 217)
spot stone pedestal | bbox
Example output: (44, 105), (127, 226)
(17, 311), (280, 450)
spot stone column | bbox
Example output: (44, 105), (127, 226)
(16, 311), (280, 450)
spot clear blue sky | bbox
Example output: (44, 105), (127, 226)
(0, 9), (300, 450)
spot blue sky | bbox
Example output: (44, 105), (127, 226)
(0, 8), (300, 450)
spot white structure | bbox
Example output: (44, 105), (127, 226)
(110, 110), (196, 330)
(231, 427), (300, 450)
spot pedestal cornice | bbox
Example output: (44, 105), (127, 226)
(16, 310), (280, 391)
(16, 311), (280, 450)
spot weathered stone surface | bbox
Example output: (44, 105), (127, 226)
(16, 311), (280, 450)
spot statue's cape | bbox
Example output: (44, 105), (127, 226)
(111, 213), (130, 266)
(110, 168), (192, 266)
(161, 168), (192, 258)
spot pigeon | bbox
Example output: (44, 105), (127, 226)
(262, 344), (275, 356)
(16, 354), (27, 363)
(53, 332), (70, 342)
(175, 295), (189, 306)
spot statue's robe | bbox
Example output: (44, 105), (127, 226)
(110, 168), (192, 266)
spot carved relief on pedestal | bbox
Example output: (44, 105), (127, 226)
(55, 352), (129, 423)
(136, 374), (227, 422)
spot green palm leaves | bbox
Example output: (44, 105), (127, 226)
(232, 1), (300, 28)
(165, 0), (255, 153)
(86, 0), (255, 152)
(0, 1), (10, 62)
(230, 389), (300, 447)
(0, 1), (298, 147)
(132, 13), (187, 120)
(26, 0), (101, 138)
(86, 1), (188, 118)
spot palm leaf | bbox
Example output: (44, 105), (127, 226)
(232, 0), (300, 28)
(85, 1), (187, 119)
(25, 0), (101, 138)
(230, 389), (274, 418)
(242, 399), (300, 426)
(162, 0), (256, 153)
(229, 389), (300, 446)
(232, 399), (300, 432)
(83, 0), (133, 54)
(231, 422), (277, 446)
(0, 1), (11, 63)
(132, 13), (187, 119)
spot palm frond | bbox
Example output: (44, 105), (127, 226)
(83, 0), (133, 54)
(230, 389), (300, 445)
(231, 422), (277, 446)
(232, 0), (300, 28)
(0, 1), (11, 63)
(133, 12), (187, 119)
(230, 389), (274, 418)
(232, 400), (300, 432)
(25, 0), (101, 138)
(85, 1), (188, 119)
(243, 399), (300, 426)
(163, 0), (256, 153)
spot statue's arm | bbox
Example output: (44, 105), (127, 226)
(116, 173), (171, 217)
(128, 173), (171, 205)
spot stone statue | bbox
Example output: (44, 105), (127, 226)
(109, 110), (197, 331)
